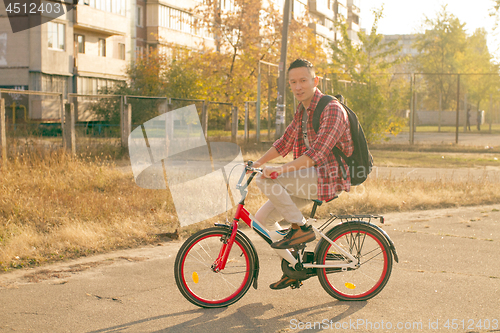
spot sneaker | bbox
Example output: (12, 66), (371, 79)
(269, 274), (298, 290)
(271, 225), (315, 249)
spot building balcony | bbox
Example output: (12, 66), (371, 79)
(308, 0), (334, 20)
(73, 5), (128, 36)
(347, 29), (359, 42)
(148, 26), (214, 50)
(309, 22), (333, 40)
(75, 53), (127, 79)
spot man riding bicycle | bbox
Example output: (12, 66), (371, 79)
(252, 59), (354, 289)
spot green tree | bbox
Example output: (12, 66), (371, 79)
(413, 5), (468, 111)
(329, 8), (408, 142)
(463, 28), (500, 113)
(92, 50), (204, 127)
(414, 5), (500, 119)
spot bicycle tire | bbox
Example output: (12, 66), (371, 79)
(174, 227), (255, 308)
(315, 223), (393, 301)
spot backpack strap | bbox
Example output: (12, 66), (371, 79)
(312, 95), (335, 133)
(312, 95), (348, 180)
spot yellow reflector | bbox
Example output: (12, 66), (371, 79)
(192, 272), (199, 284)
(345, 282), (356, 289)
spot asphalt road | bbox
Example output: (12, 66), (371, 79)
(1, 204), (499, 333)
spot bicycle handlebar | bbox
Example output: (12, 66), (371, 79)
(245, 162), (278, 179)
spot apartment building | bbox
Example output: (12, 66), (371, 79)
(346, 0), (360, 43)
(142, 0), (214, 55)
(383, 34), (418, 72)
(0, 0), (362, 120)
(0, 0), (133, 120)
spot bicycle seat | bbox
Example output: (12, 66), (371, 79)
(312, 196), (338, 206)
(310, 196), (338, 218)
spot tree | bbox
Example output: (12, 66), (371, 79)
(91, 0), (327, 131)
(92, 50), (204, 127)
(463, 28), (500, 113)
(413, 6), (468, 111)
(328, 8), (408, 142)
(413, 5), (500, 116)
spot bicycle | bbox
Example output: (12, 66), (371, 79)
(174, 162), (399, 308)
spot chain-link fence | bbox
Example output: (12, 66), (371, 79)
(406, 73), (500, 144)
(0, 89), (64, 154)
(2, 70), (498, 161)
(67, 93), (123, 151)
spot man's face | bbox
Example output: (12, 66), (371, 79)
(288, 67), (319, 105)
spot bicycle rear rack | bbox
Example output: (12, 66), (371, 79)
(318, 214), (385, 232)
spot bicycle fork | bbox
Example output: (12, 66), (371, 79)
(212, 220), (239, 272)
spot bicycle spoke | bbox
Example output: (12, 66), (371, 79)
(196, 242), (214, 261)
(360, 250), (384, 266)
(186, 250), (212, 268)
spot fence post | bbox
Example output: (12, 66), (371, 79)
(410, 74), (415, 145)
(244, 102), (249, 143)
(231, 106), (238, 143)
(64, 103), (76, 155)
(1, 98), (7, 168)
(463, 93), (468, 133)
(455, 74), (460, 144)
(489, 94), (493, 133)
(121, 103), (132, 148)
(60, 94), (65, 148)
(257, 65), (261, 143)
(201, 101), (208, 138)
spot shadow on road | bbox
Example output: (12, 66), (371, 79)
(87, 300), (367, 332)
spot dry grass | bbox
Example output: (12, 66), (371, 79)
(1, 146), (500, 272)
(0, 149), (182, 271)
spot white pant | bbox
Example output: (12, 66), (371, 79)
(255, 167), (318, 231)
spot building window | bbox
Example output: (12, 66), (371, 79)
(83, 0), (125, 15)
(98, 38), (106, 57)
(119, 43), (125, 60)
(137, 5), (143, 27)
(158, 5), (212, 38)
(135, 46), (144, 57)
(48, 22), (65, 50)
(75, 34), (85, 53)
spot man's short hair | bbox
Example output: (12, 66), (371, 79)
(287, 59), (315, 77)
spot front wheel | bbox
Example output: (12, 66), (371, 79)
(315, 223), (393, 301)
(174, 227), (255, 308)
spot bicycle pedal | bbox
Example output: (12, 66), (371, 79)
(292, 244), (307, 251)
(290, 280), (303, 289)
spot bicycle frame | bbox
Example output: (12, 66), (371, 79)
(213, 166), (359, 272)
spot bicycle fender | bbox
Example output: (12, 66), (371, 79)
(315, 221), (399, 263)
(214, 223), (260, 289)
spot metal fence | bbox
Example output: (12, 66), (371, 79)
(0, 90), (262, 161)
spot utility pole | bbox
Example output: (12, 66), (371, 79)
(214, 0), (221, 52)
(275, 0), (292, 139)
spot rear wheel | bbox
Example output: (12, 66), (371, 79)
(174, 227), (255, 308)
(315, 223), (393, 301)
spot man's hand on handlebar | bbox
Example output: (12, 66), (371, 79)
(261, 166), (280, 179)
(245, 162), (279, 179)
(246, 161), (261, 174)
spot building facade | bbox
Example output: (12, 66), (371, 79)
(0, 0), (362, 120)
(0, 0), (133, 120)
(346, 0), (360, 43)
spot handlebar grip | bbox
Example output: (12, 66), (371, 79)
(270, 172), (278, 179)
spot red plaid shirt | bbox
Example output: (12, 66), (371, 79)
(273, 88), (353, 201)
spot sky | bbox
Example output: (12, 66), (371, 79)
(359, 0), (500, 59)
